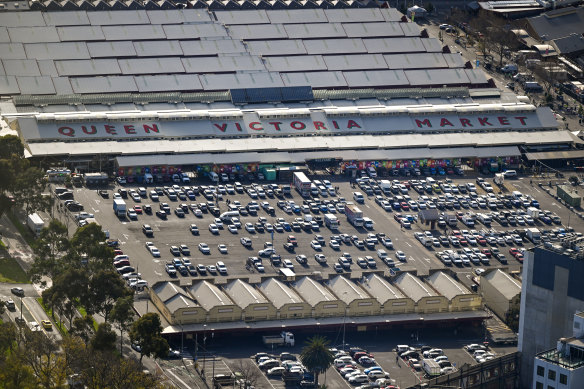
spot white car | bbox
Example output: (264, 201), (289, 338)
(245, 223), (255, 233)
(395, 251), (406, 261)
(330, 240), (340, 249)
(367, 370), (389, 379)
(216, 261), (227, 274)
(348, 374), (369, 384)
(198, 243), (210, 254)
(283, 259), (294, 270)
(209, 224), (219, 234)
(376, 249), (387, 260)
(310, 240), (322, 250)
(149, 246), (160, 257)
(218, 244), (228, 254)
(228, 225), (238, 234)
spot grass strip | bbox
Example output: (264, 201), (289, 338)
(37, 297), (69, 336)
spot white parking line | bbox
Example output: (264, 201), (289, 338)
(404, 242), (412, 247)
(164, 368), (194, 389)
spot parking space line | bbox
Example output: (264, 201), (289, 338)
(250, 361), (278, 389)
(164, 367), (195, 389)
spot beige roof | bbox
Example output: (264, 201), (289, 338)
(258, 278), (305, 309)
(394, 272), (439, 302)
(153, 281), (189, 303)
(359, 273), (406, 304)
(327, 275), (372, 304)
(188, 280), (235, 311)
(165, 293), (199, 313)
(293, 276), (339, 307)
(222, 279), (269, 309)
(426, 271), (471, 300)
(482, 269), (522, 300)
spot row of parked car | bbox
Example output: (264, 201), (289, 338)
(331, 347), (395, 388)
(253, 352), (315, 387)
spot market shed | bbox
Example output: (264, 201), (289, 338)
(150, 281), (205, 325)
(187, 280), (242, 323)
(480, 269), (522, 322)
(359, 273), (415, 315)
(258, 277), (312, 320)
(292, 276), (345, 318)
(222, 279), (277, 322)
(425, 271), (482, 312)
(326, 275), (381, 317)
(393, 272), (449, 313)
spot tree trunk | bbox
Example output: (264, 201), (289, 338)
(120, 329), (124, 356)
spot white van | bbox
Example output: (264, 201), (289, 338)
(426, 177), (436, 185)
(220, 211), (240, 223)
(367, 166), (377, 178)
(503, 170), (517, 178)
(209, 172), (219, 183)
(353, 192), (365, 203)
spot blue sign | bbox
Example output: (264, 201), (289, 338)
(476, 60), (480, 67)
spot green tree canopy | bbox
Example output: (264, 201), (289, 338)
(300, 336), (335, 386)
(130, 313), (169, 364)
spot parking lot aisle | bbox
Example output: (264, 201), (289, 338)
(375, 354), (421, 389)
(158, 359), (201, 389)
(201, 356), (233, 383)
(325, 365), (354, 389)
(232, 358), (279, 389)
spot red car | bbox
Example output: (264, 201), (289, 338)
(515, 253), (524, 263)
(481, 249), (492, 257)
(353, 352), (374, 361)
(400, 202), (410, 211)
(134, 205), (142, 214)
(394, 213), (403, 222)
(476, 236), (487, 245)
(114, 249), (123, 256)
(509, 247), (519, 256)
(287, 235), (298, 246)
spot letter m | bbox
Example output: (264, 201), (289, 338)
(415, 119), (432, 128)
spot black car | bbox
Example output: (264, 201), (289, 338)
(117, 188), (128, 198)
(143, 204), (152, 214)
(156, 210), (167, 219)
(98, 190), (109, 198)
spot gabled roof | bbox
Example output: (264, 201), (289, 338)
(258, 278), (305, 308)
(188, 280), (236, 311)
(222, 279), (269, 308)
(482, 269), (521, 300)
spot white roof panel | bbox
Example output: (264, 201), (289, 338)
(2, 59), (41, 76)
(400, 22), (421, 37)
(180, 39), (247, 56)
(281, 71), (347, 88)
(134, 74), (202, 92)
(70, 76), (138, 93)
(43, 11), (90, 26)
(146, 9), (212, 24)
(199, 72), (284, 91)
(0, 43), (27, 60)
(87, 41), (137, 58)
(102, 25), (166, 41)
(247, 40), (307, 56)
(394, 272), (439, 302)
(228, 24), (288, 40)
(57, 26), (106, 42)
(266, 9), (327, 24)
(133, 40), (184, 56)
(421, 38), (443, 52)
(55, 59), (122, 76)
(182, 55), (265, 73)
(380, 8), (404, 22)
(87, 10), (150, 25)
(8, 27), (60, 43)
(426, 271), (471, 300)
(342, 22), (404, 37)
(364, 37), (426, 53)
(38, 60), (58, 76)
(0, 27), (10, 43)
(284, 23), (346, 39)
(51, 77), (74, 94)
(303, 38), (366, 55)
(384, 53), (448, 69)
(162, 24), (227, 39)
(323, 54), (387, 71)
(444, 53), (465, 68)
(214, 10), (270, 25)
(223, 279), (269, 308)
(0, 76), (20, 94)
(343, 70), (409, 88)
(24, 42), (90, 60)
(16, 76), (55, 95)
(324, 8), (385, 23)
(263, 55), (326, 72)
(405, 68), (470, 86)
(118, 57), (185, 75)
(0, 12), (45, 27)
(259, 278), (305, 308)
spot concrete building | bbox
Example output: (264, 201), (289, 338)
(519, 248), (584, 388)
(257, 277), (311, 320)
(532, 312), (584, 389)
(480, 268), (522, 322)
(393, 272), (449, 314)
(425, 270), (482, 312)
(326, 275), (381, 317)
(222, 279), (277, 322)
(358, 273), (415, 315)
(187, 280), (242, 323)
(293, 276), (345, 318)
(150, 281), (205, 325)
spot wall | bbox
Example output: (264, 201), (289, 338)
(381, 298), (416, 315)
(242, 303), (278, 322)
(450, 294), (482, 312)
(416, 296), (449, 314)
(208, 306), (243, 323)
(173, 307), (206, 325)
(347, 299), (381, 317)
(313, 301), (345, 318)
(278, 303), (312, 320)
(480, 279), (514, 321)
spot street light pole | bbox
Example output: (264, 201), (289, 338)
(203, 324), (207, 377)
(20, 295), (24, 321)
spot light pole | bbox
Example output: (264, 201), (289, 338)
(180, 319), (184, 353)
(203, 324), (207, 377)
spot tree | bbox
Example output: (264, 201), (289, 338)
(69, 223), (113, 274)
(130, 313), (169, 364)
(30, 219), (70, 285)
(0, 351), (37, 389)
(86, 269), (131, 322)
(0, 135), (24, 160)
(18, 330), (67, 389)
(534, 64), (561, 95)
(300, 336), (335, 386)
(91, 323), (117, 352)
(233, 360), (261, 389)
(48, 268), (90, 328)
(12, 163), (50, 220)
(110, 295), (136, 356)
(486, 24), (520, 68)
(70, 316), (95, 344)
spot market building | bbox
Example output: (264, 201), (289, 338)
(222, 279), (277, 322)
(393, 272), (450, 314)
(187, 280), (242, 323)
(292, 276), (345, 318)
(150, 281), (205, 325)
(480, 269), (522, 323)
(425, 270), (482, 312)
(326, 275), (381, 317)
(358, 273), (416, 315)
(257, 277), (312, 320)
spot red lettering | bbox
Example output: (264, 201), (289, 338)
(58, 126), (75, 137)
(332, 121), (339, 129)
(347, 120), (361, 129)
(249, 122), (263, 131)
(143, 123), (159, 133)
(235, 122), (243, 132)
(213, 123), (228, 132)
(515, 116), (527, 125)
(497, 117), (510, 125)
(290, 121), (306, 130)
(268, 122), (282, 131)
(81, 125), (96, 134)
(460, 118), (472, 127)
(104, 124), (117, 135)
(478, 117), (492, 126)
(415, 119), (432, 128)
(440, 118), (454, 127)
(313, 121), (327, 130)
(124, 125), (136, 134)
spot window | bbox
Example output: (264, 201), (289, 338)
(537, 366), (545, 377)
(548, 369), (556, 381)
(535, 382), (543, 389)
(560, 374), (567, 384)
(548, 386), (555, 389)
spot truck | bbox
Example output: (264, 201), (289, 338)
(379, 180), (392, 195)
(445, 213), (457, 227)
(345, 204), (364, 227)
(324, 213), (339, 230)
(293, 172), (311, 198)
(27, 213), (44, 236)
(113, 199), (126, 217)
(422, 359), (441, 377)
(524, 81), (543, 92)
(527, 227), (541, 244)
(527, 207), (540, 219)
(494, 173), (504, 186)
(262, 331), (295, 347)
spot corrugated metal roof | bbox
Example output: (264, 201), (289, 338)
(264, 55), (327, 72)
(180, 39), (247, 56)
(258, 278), (305, 308)
(55, 59), (122, 76)
(182, 55), (265, 73)
(133, 40), (184, 56)
(87, 10), (151, 25)
(229, 24), (288, 40)
(57, 26), (106, 41)
(323, 54), (387, 71)
(223, 279), (269, 309)
(394, 272), (439, 302)
(134, 74), (202, 92)
(267, 8), (327, 24)
(0, 76), (21, 95)
(24, 42), (90, 60)
(70, 76), (138, 93)
(343, 70), (408, 88)
(293, 276), (339, 307)
(8, 27), (60, 43)
(188, 280), (236, 311)
(118, 57), (185, 75)
(199, 72), (284, 91)
(247, 39), (307, 56)
(284, 23), (346, 39)
(101, 24), (166, 41)
(0, 12), (46, 27)
(324, 8), (385, 23)
(364, 37), (426, 54)
(384, 53), (448, 70)
(426, 271), (471, 300)
(146, 9), (212, 24)
(2, 60), (41, 77)
(215, 9), (270, 25)
(405, 68), (470, 86)
(0, 43), (27, 60)
(360, 273), (407, 305)
(281, 71), (346, 88)
(482, 269), (521, 300)
(304, 38), (366, 55)
(342, 22), (404, 38)
(43, 11), (91, 26)
(327, 276), (372, 303)
(88, 41), (138, 57)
